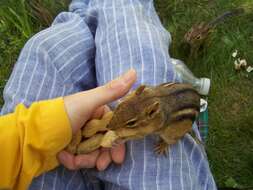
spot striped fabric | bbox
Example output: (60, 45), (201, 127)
(0, 0), (217, 189)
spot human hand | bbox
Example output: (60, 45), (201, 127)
(58, 69), (137, 171)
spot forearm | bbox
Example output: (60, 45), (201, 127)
(0, 98), (72, 189)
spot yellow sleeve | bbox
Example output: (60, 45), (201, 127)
(0, 97), (72, 190)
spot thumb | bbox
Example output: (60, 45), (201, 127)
(84, 69), (137, 109)
(64, 69), (137, 133)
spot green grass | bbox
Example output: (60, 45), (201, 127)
(156, 0), (253, 187)
(0, 0), (253, 188)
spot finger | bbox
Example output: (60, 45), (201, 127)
(79, 69), (136, 112)
(75, 150), (100, 169)
(91, 106), (106, 119)
(57, 151), (78, 170)
(111, 144), (126, 164)
(103, 105), (111, 113)
(91, 105), (111, 119)
(96, 148), (112, 171)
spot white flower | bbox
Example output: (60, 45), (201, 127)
(239, 59), (247, 68)
(232, 50), (238, 58)
(234, 60), (241, 70)
(246, 66), (253, 73)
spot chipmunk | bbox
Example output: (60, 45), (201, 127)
(66, 83), (200, 155)
(182, 8), (244, 58)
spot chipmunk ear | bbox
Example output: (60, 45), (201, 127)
(146, 101), (160, 118)
(135, 85), (146, 95)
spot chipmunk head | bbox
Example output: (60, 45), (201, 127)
(184, 22), (210, 45)
(108, 84), (164, 131)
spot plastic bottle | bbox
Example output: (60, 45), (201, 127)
(171, 58), (210, 143)
(171, 58), (210, 96)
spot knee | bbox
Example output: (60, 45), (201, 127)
(69, 0), (88, 15)
(22, 12), (92, 59)
(52, 12), (83, 25)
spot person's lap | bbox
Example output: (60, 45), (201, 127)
(1, 0), (217, 189)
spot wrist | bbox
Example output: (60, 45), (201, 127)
(63, 94), (84, 134)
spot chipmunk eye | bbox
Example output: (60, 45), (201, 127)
(196, 35), (201, 40)
(125, 119), (138, 128)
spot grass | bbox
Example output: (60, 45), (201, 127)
(156, 0), (253, 187)
(0, 0), (69, 105)
(0, 0), (253, 188)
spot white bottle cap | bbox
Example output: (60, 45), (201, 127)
(200, 98), (208, 112)
(199, 78), (210, 95)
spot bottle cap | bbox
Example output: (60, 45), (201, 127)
(199, 78), (210, 95)
(200, 98), (208, 112)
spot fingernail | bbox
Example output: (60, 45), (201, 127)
(122, 69), (136, 84)
(110, 69), (136, 89)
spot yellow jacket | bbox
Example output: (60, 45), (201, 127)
(0, 98), (72, 190)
